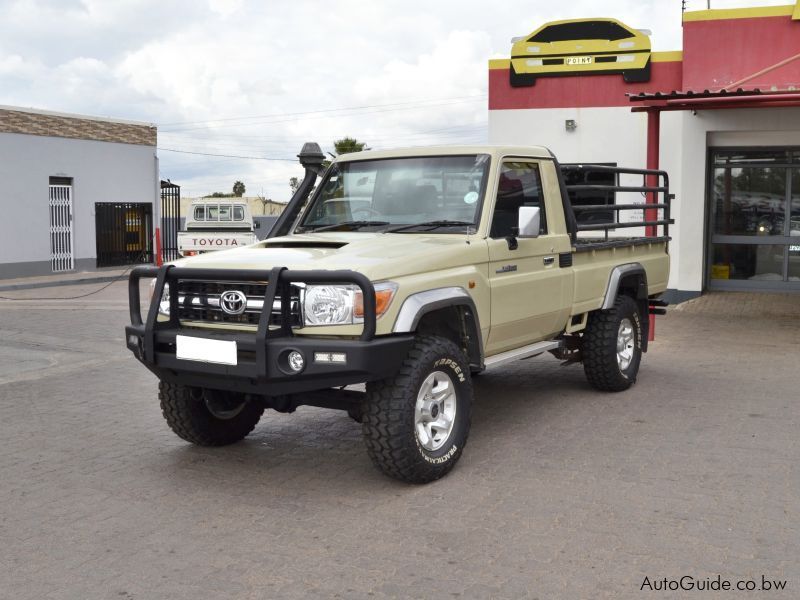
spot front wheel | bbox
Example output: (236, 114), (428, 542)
(361, 336), (473, 483)
(582, 295), (643, 392)
(159, 382), (264, 446)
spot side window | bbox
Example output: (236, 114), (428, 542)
(490, 161), (547, 238)
(234, 205), (245, 221)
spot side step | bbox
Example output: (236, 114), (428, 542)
(484, 339), (563, 370)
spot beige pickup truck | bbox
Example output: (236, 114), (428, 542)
(126, 143), (672, 483)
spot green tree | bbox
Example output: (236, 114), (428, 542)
(233, 180), (246, 197)
(333, 136), (369, 155)
(289, 176), (300, 195)
(322, 136), (370, 169)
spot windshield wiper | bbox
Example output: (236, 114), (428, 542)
(305, 220), (390, 232)
(385, 220), (475, 233)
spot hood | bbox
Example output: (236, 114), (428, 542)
(171, 232), (483, 280)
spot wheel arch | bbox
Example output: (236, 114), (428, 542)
(601, 263), (650, 350)
(392, 287), (484, 369)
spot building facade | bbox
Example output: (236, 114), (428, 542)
(489, 3), (800, 299)
(0, 106), (158, 279)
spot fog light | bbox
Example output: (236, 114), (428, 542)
(287, 350), (305, 372)
(314, 352), (347, 364)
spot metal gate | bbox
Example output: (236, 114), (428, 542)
(95, 203), (153, 267)
(49, 185), (75, 272)
(160, 180), (181, 262)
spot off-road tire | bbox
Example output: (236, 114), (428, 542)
(582, 295), (643, 392)
(361, 336), (473, 484)
(159, 381), (264, 446)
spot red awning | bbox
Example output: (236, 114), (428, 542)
(628, 88), (800, 111)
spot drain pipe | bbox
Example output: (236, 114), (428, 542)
(268, 142), (326, 239)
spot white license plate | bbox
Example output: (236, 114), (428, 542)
(566, 56), (593, 65)
(176, 335), (237, 366)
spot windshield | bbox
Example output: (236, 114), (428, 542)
(194, 204), (246, 221)
(530, 21), (634, 43)
(298, 154), (490, 232)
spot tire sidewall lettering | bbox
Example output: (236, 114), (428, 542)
(416, 354), (469, 464)
(433, 357), (465, 383)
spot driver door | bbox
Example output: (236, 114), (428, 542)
(486, 160), (572, 355)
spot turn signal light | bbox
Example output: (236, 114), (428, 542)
(354, 283), (397, 319)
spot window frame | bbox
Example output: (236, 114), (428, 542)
(488, 160), (548, 240)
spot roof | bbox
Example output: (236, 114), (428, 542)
(334, 145), (552, 162)
(628, 88), (800, 112)
(0, 104), (155, 127)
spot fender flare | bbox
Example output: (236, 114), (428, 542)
(601, 263), (650, 351)
(392, 287), (484, 368)
(601, 263), (648, 310)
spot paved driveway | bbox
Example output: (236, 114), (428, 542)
(1, 285), (797, 599)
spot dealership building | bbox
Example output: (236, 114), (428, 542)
(0, 106), (159, 279)
(489, 2), (800, 300)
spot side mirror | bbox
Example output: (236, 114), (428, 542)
(517, 206), (541, 238)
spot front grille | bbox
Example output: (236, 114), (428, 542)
(175, 280), (302, 327)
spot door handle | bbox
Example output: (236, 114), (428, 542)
(543, 256), (555, 266)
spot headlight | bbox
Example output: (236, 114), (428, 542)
(148, 279), (171, 316)
(617, 55), (636, 63)
(525, 59), (543, 67)
(303, 285), (355, 325)
(303, 281), (397, 326)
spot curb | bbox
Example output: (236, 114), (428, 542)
(0, 275), (125, 293)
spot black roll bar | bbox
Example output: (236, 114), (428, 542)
(560, 163), (675, 241)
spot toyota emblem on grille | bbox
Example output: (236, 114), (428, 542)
(219, 290), (247, 315)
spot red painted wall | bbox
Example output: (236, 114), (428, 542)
(683, 16), (800, 90)
(489, 12), (800, 110)
(489, 61), (683, 110)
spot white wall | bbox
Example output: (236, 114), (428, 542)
(0, 133), (157, 275)
(676, 107), (800, 293)
(489, 107), (683, 288)
(490, 105), (800, 293)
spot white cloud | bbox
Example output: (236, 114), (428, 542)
(4, 0), (766, 198)
(208, 0), (243, 17)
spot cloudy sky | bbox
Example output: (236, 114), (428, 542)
(0, 0), (790, 199)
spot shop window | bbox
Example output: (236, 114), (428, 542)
(712, 167), (786, 236)
(711, 244), (786, 281)
(713, 149), (790, 165)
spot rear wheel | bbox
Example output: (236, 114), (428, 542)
(159, 381), (264, 446)
(582, 295), (643, 391)
(361, 336), (472, 483)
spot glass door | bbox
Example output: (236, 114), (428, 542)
(708, 148), (800, 290)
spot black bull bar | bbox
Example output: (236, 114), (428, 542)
(125, 265), (413, 395)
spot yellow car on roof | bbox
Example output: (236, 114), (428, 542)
(510, 18), (651, 87)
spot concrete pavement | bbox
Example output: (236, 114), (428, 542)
(0, 285), (797, 599)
